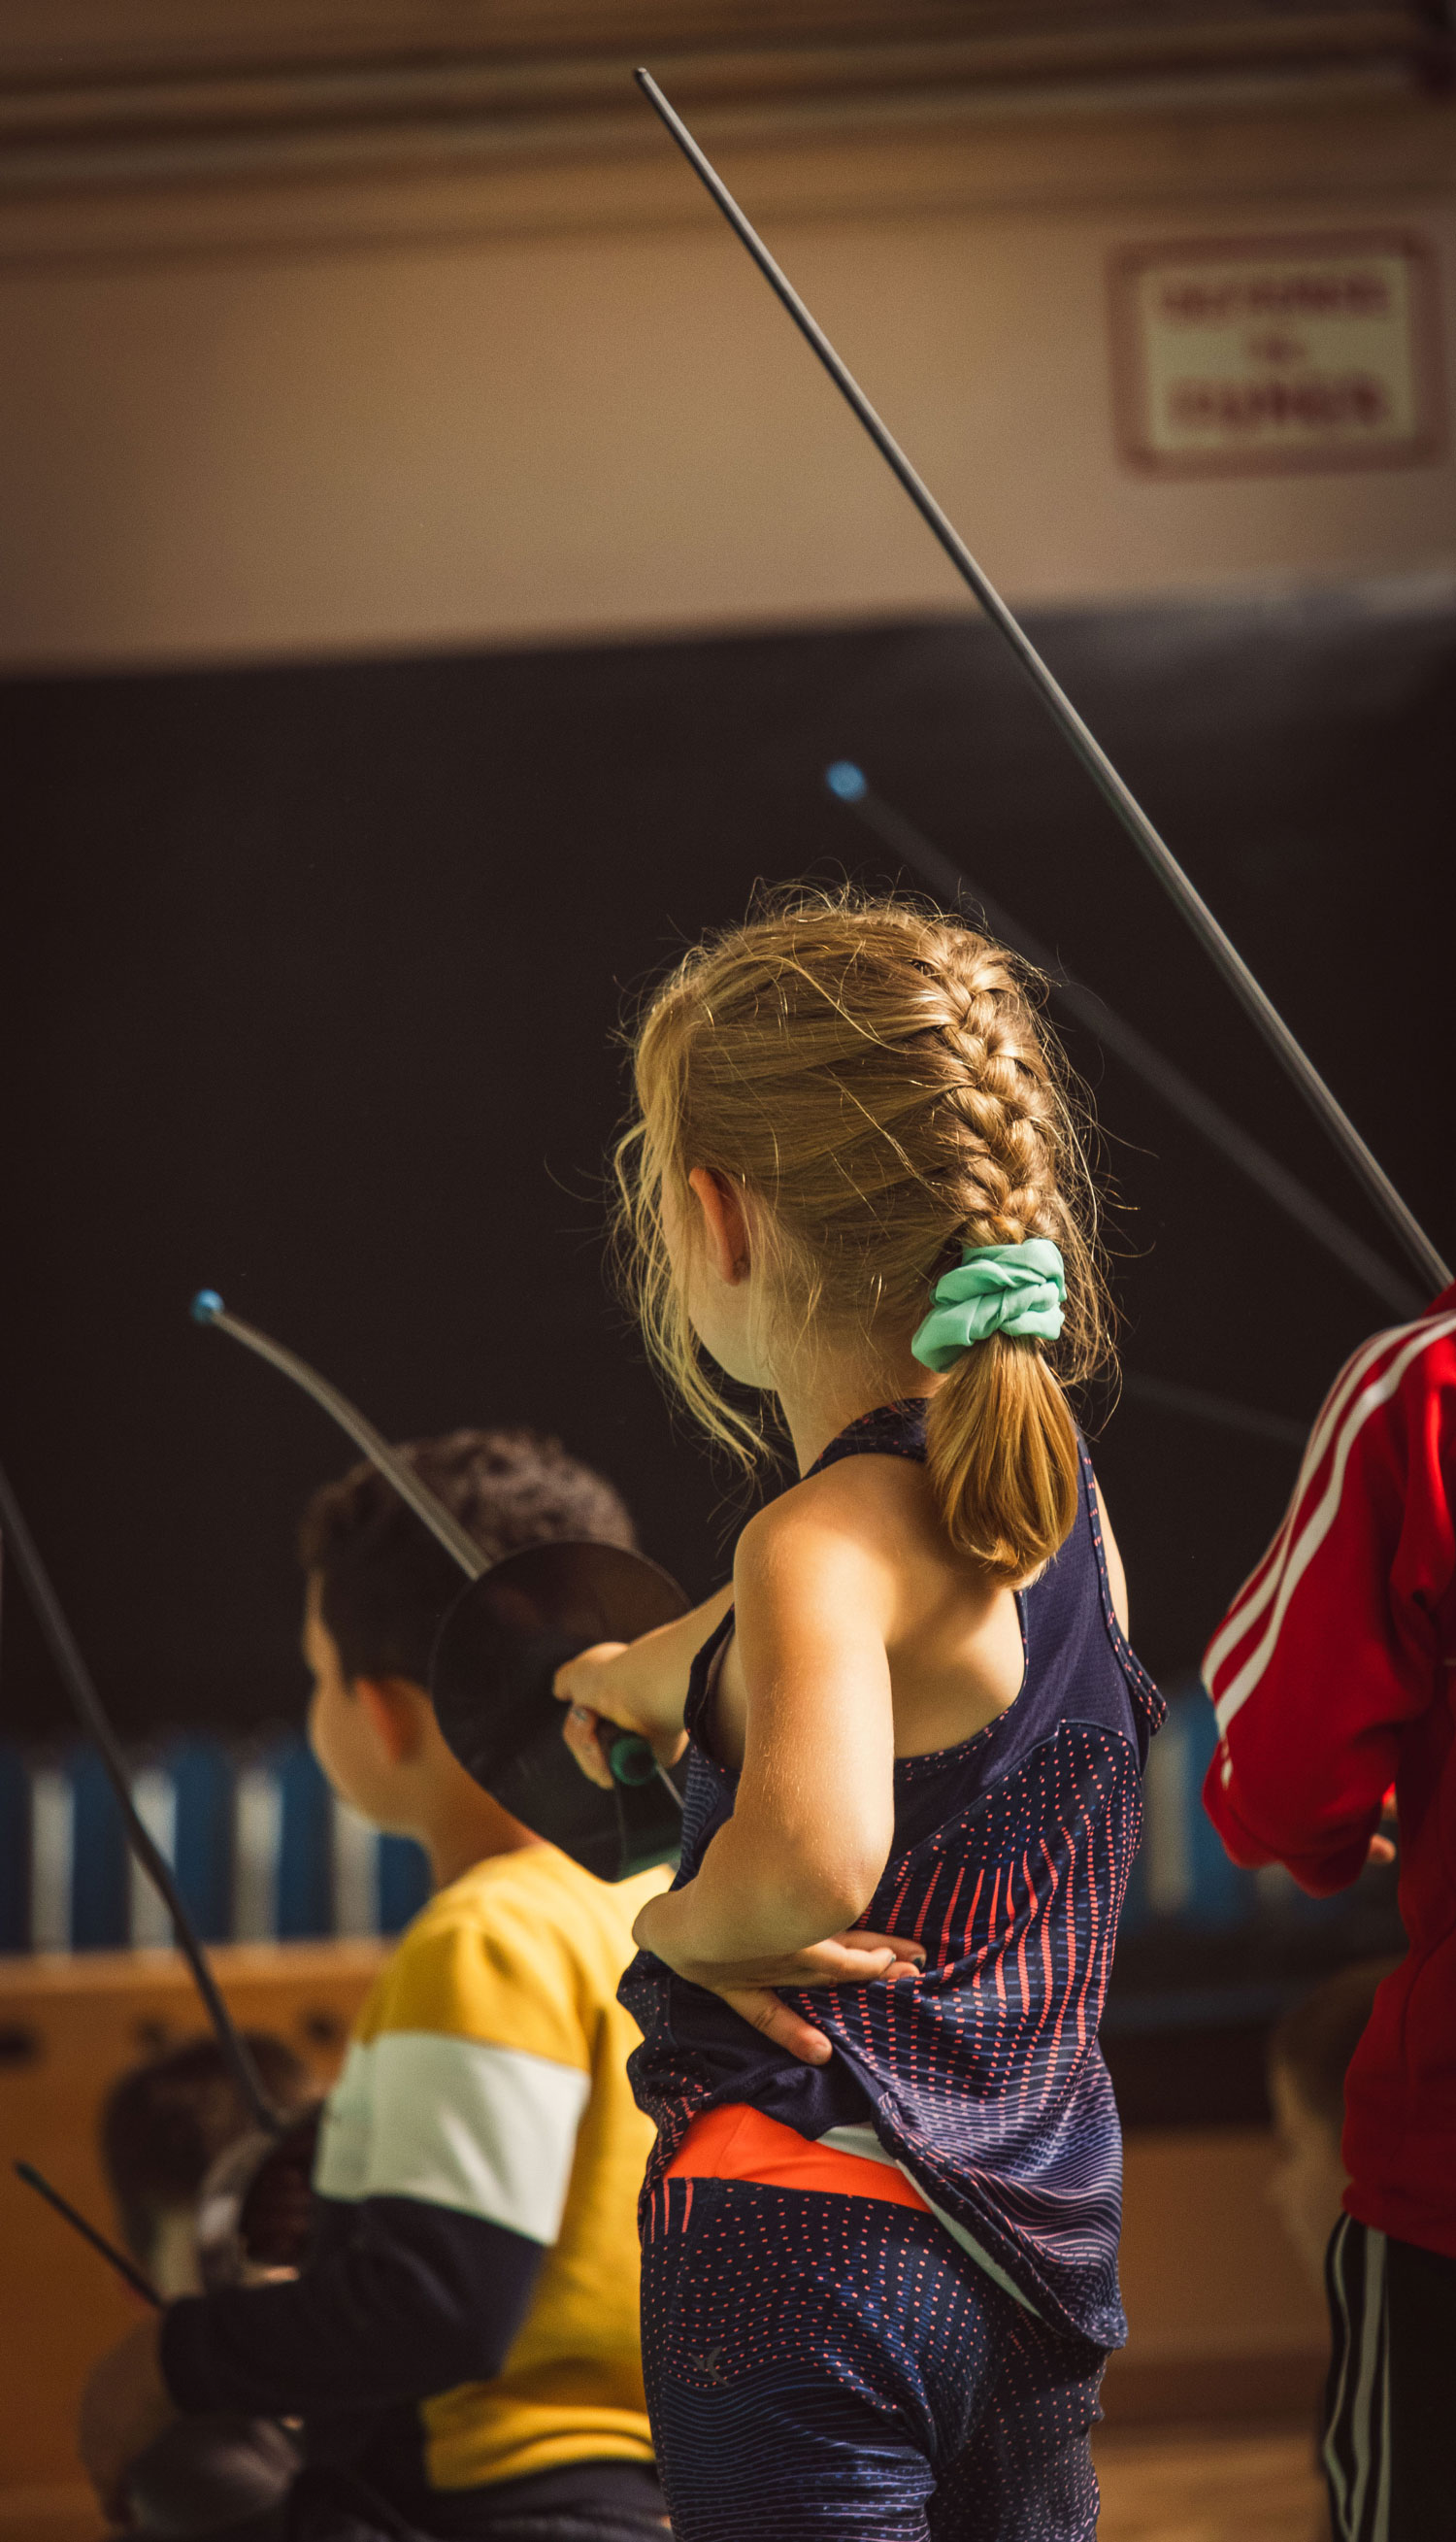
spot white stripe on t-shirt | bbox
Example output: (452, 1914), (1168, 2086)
(314, 2030), (590, 2245)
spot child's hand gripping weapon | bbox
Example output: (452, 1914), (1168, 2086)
(190, 1292), (687, 1880)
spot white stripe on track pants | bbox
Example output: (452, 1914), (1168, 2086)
(1322, 2212), (1456, 2541)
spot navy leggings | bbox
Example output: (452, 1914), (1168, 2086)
(640, 2175), (1106, 2540)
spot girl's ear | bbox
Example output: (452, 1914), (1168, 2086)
(353, 1676), (427, 1766)
(687, 1167), (751, 1284)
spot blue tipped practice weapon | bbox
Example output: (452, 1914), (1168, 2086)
(823, 764), (1422, 1321)
(0, 1451), (286, 2291)
(189, 1291), (484, 1575)
(190, 1294), (685, 1880)
(633, 70), (1450, 1301)
(0, 1452), (282, 2134)
(15, 2160), (162, 2306)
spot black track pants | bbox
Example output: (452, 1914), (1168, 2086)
(1323, 2213), (1456, 2541)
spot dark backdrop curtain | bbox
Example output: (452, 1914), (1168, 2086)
(1, 586), (1449, 1739)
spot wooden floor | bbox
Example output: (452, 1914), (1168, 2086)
(0, 2426), (1329, 2542)
(1096, 2424), (1327, 2542)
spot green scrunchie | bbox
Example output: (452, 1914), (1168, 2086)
(910, 1239), (1066, 1373)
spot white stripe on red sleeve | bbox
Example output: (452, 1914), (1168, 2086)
(1203, 1308), (1456, 1737)
(1202, 1318), (1422, 1689)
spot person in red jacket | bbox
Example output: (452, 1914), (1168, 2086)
(1201, 1286), (1456, 2542)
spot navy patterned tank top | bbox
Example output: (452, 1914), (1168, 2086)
(619, 1398), (1163, 2349)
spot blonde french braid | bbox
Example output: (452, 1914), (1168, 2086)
(614, 887), (1109, 1576)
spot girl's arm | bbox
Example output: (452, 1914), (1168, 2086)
(632, 1488), (901, 1991)
(554, 1583), (735, 1776)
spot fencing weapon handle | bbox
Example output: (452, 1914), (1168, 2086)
(0, 1455), (281, 2135)
(633, 69), (1450, 1301)
(15, 2159), (163, 2307)
(826, 765), (1422, 1321)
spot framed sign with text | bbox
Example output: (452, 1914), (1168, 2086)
(1109, 232), (1444, 477)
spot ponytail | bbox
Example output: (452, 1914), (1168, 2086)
(924, 1338), (1079, 1582)
(911, 1235), (1082, 1580)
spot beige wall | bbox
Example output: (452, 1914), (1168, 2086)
(1, 86), (1453, 671)
(1099, 2124), (1331, 2423)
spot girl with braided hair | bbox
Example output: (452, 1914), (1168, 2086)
(557, 889), (1163, 2541)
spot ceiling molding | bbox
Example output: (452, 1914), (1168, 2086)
(1, 5), (1449, 196)
(0, 5), (1450, 270)
(0, 1), (1447, 77)
(2, 87), (1452, 279)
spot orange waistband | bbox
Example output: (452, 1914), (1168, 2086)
(664, 2103), (930, 2209)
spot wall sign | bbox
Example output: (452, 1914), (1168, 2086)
(1109, 232), (1443, 477)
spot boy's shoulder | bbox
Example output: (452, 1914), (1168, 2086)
(355, 1847), (669, 2065)
(408, 1845), (668, 1978)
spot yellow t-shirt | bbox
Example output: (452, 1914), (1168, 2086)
(313, 1846), (666, 2493)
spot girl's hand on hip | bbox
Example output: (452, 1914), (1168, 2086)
(632, 1893), (923, 2063)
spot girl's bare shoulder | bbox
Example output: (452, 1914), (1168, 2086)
(737, 1449), (937, 1576)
